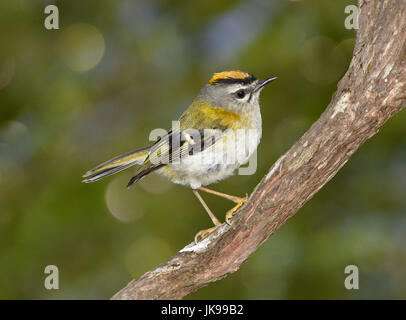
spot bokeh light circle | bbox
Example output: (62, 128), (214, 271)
(58, 23), (105, 72)
(105, 176), (144, 223)
(139, 172), (173, 194)
(299, 36), (347, 85)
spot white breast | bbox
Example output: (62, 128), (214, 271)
(159, 126), (261, 189)
(158, 106), (262, 189)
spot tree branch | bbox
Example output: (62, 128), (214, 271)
(112, 0), (406, 300)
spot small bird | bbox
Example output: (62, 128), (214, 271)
(83, 71), (276, 242)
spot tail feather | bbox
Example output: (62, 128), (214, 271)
(82, 146), (150, 183)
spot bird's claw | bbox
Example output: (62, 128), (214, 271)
(194, 224), (221, 244)
(225, 194), (248, 225)
(194, 193), (249, 242)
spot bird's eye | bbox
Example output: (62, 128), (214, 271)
(235, 89), (246, 99)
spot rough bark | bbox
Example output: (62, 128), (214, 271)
(112, 0), (406, 300)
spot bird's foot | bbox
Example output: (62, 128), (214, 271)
(225, 193), (248, 225)
(194, 223), (221, 244)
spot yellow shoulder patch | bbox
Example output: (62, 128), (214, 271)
(209, 70), (252, 84)
(180, 100), (241, 130)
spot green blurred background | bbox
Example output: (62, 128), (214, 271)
(0, 0), (405, 299)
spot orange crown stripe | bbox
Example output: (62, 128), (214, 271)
(209, 70), (252, 84)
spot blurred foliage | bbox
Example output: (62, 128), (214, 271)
(0, 0), (405, 299)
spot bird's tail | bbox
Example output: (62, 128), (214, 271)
(82, 146), (150, 183)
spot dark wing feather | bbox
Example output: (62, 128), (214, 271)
(126, 101), (239, 188)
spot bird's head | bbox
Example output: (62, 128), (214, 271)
(197, 70), (277, 113)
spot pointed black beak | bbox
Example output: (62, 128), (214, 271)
(254, 77), (277, 92)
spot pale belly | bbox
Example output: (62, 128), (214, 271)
(156, 128), (261, 189)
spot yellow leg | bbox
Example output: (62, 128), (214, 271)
(193, 190), (221, 243)
(198, 187), (248, 225)
(194, 224), (221, 244)
(225, 199), (246, 225)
